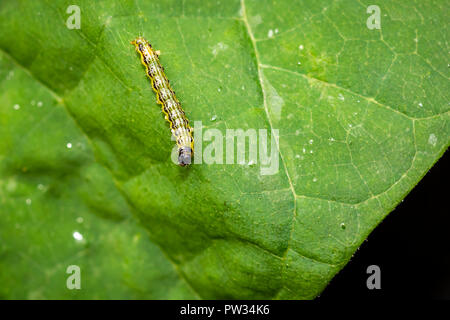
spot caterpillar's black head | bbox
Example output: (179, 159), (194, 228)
(178, 147), (193, 166)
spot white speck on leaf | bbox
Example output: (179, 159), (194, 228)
(263, 75), (284, 122)
(428, 133), (437, 146)
(73, 231), (83, 241)
(211, 42), (229, 57)
(250, 14), (262, 26)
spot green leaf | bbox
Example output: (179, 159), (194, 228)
(0, 53), (197, 299)
(0, 0), (448, 299)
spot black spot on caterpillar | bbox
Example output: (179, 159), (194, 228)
(131, 37), (194, 166)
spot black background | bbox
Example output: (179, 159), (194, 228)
(320, 150), (449, 299)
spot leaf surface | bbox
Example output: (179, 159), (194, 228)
(0, 0), (448, 299)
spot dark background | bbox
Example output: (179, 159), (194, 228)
(320, 150), (449, 300)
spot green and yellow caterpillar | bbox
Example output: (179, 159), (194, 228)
(131, 37), (194, 166)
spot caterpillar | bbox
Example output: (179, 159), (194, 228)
(131, 37), (194, 166)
